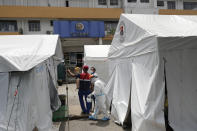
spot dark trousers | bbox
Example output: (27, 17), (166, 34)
(78, 90), (92, 114)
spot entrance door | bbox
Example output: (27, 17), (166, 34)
(77, 53), (83, 67)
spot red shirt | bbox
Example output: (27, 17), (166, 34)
(76, 73), (91, 80)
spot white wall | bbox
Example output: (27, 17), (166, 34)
(0, 0), (65, 7)
(0, 0), (122, 8)
(125, 0), (155, 8)
(0, 0), (195, 11)
(68, 0), (122, 8)
(16, 19), (54, 34)
(124, 0), (157, 14)
(124, 0), (196, 14)
(176, 0), (183, 9)
(130, 8), (158, 14)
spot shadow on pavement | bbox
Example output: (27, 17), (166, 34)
(89, 120), (110, 127)
(59, 122), (66, 131)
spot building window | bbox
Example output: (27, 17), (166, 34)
(184, 2), (197, 10)
(28, 20), (40, 32)
(98, 0), (107, 5)
(140, 0), (149, 3)
(110, 0), (118, 5)
(157, 1), (164, 6)
(167, 1), (176, 9)
(65, 52), (83, 67)
(65, 0), (69, 7)
(50, 20), (53, 26)
(128, 0), (137, 2)
(105, 21), (118, 35)
(0, 20), (17, 32)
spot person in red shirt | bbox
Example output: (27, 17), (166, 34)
(68, 65), (92, 114)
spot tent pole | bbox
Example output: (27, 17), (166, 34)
(65, 68), (70, 131)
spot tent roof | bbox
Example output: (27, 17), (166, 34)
(84, 45), (110, 61)
(0, 35), (63, 72)
(109, 14), (197, 58)
(123, 14), (197, 37)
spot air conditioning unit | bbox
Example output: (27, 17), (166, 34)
(46, 31), (53, 34)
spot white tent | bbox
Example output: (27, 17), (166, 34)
(0, 35), (63, 131)
(105, 14), (197, 131)
(84, 45), (110, 83)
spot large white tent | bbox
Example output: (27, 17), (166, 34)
(0, 35), (63, 131)
(84, 45), (110, 83)
(105, 14), (197, 131)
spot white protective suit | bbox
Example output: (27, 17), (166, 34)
(88, 78), (110, 120)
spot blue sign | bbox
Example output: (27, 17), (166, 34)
(53, 21), (105, 38)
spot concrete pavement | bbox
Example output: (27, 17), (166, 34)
(57, 84), (131, 131)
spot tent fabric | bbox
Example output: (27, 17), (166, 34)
(0, 63), (55, 131)
(0, 35), (63, 72)
(84, 45), (110, 83)
(123, 15), (197, 37)
(0, 73), (9, 122)
(109, 14), (197, 58)
(159, 37), (197, 131)
(109, 61), (132, 124)
(106, 14), (197, 131)
(130, 52), (165, 131)
(84, 45), (110, 61)
(0, 35), (63, 131)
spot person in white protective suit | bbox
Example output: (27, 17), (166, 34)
(87, 74), (110, 121)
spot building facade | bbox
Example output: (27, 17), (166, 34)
(0, 0), (122, 8)
(124, 0), (197, 14)
(0, 0), (197, 72)
(0, 0), (122, 72)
